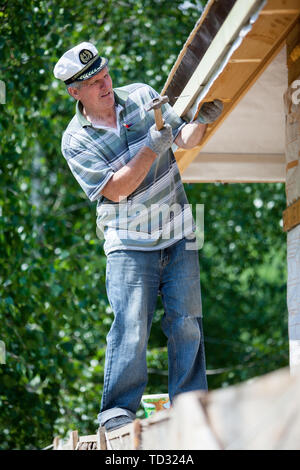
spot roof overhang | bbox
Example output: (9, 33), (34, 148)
(162, 0), (300, 183)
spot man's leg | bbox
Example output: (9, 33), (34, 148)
(98, 249), (160, 429)
(159, 237), (207, 401)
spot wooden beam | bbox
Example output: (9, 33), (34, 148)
(228, 58), (262, 63)
(283, 197), (300, 231)
(97, 427), (107, 450)
(207, 367), (300, 449)
(70, 430), (78, 450)
(286, 20), (300, 85)
(262, 0), (300, 14)
(53, 436), (60, 450)
(51, 368), (300, 450)
(106, 422), (133, 440)
(79, 434), (97, 442)
(181, 153), (286, 183)
(260, 10), (300, 15)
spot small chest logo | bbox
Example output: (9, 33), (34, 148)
(79, 49), (93, 64)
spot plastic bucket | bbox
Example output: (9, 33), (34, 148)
(141, 393), (170, 418)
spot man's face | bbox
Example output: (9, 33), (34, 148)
(69, 66), (114, 111)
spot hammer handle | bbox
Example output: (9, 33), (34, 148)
(154, 108), (164, 131)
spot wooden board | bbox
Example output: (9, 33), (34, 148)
(106, 367), (300, 450)
(50, 367), (300, 450)
(283, 197), (300, 231)
(286, 20), (300, 85)
(207, 367), (300, 449)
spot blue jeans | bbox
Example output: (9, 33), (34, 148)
(98, 237), (207, 426)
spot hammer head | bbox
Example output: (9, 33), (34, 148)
(144, 95), (169, 112)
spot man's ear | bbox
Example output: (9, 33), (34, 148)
(67, 86), (80, 100)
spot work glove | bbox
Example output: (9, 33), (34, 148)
(145, 123), (173, 156)
(195, 99), (223, 124)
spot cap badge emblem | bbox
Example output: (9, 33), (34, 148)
(79, 49), (94, 64)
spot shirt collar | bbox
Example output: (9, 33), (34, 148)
(76, 101), (91, 127)
(76, 87), (130, 128)
(113, 87), (130, 106)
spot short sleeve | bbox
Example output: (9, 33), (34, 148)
(61, 133), (114, 202)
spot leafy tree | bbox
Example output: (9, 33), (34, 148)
(0, 0), (288, 450)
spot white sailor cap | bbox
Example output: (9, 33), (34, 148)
(53, 42), (108, 85)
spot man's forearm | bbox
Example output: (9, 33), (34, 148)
(175, 122), (207, 149)
(100, 146), (157, 202)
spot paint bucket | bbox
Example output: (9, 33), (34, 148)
(141, 394), (170, 418)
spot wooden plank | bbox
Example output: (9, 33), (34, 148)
(53, 436), (60, 450)
(106, 422), (133, 440)
(77, 441), (97, 450)
(286, 21), (300, 84)
(70, 430), (78, 449)
(165, 392), (222, 450)
(139, 409), (172, 450)
(56, 431), (76, 450)
(228, 13), (295, 61)
(51, 367), (300, 450)
(132, 419), (142, 450)
(199, 12), (296, 103)
(228, 58), (262, 63)
(106, 422), (135, 450)
(283, 197), (300, 231)
(78, 433), (97, 443)
(261, 10), (300, 15)
(105, 420), (143, 451)
(262, 0), (300, 14)
(97, 427), (107, 450)
(206, 367), (300, 450)
(181, 153), (286, 183)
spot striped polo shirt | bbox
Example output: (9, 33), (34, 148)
(61, 83), (196, 255)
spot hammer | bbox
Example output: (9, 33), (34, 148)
(144, 95), (169, 131)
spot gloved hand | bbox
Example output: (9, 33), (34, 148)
(195, 99), (223, 124)
(145, 123), (173, 156)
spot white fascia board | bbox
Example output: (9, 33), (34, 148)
(173, 0), (266, 119)
(181, 153), (286, 183)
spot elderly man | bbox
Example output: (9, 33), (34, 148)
(54, 42), (223, 432)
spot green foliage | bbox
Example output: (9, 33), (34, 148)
(0, 0), (288, 450)
(187, 182), (288, 389)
